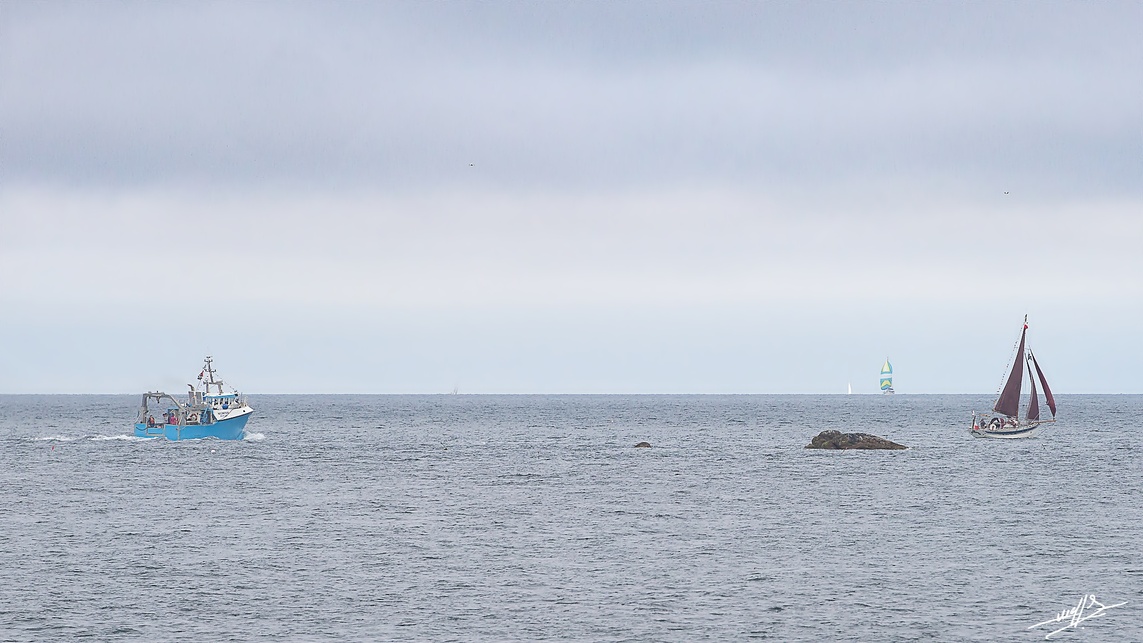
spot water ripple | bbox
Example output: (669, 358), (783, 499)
(0, 394), (1139, 642)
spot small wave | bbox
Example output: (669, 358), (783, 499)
(90, 434), (152, 441)
(35, 435), (78, 442)
(243, 432), (266, 442)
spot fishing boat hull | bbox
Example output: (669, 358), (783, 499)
(134, 409), (253, 441)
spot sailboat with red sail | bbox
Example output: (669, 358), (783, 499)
(971, 315), (1057, 439)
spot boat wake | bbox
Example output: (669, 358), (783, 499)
(243, 432), (266, 442)
(35, 434), (152, 442)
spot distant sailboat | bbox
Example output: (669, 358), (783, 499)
(847, 382), (852, 395)
(971, 315), (1057, 439)
(880, 359), (895, 395)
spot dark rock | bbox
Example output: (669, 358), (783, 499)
(805, 430), (906, 450)
(634, 441), (652, 448)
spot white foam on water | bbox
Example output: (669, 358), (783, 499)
(243, 432), (266, 442)
(36, 434), (154, 442)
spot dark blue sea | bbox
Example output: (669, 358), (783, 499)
(1, 394), (1140, 642)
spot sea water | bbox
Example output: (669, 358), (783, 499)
(0, 394), (1139, 641)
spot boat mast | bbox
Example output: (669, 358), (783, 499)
(202, 355), (225, 395)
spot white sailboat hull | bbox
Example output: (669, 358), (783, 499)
(970, 419), (1053, 439)
(971, 425), (1039, 439)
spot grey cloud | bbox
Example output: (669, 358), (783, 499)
(2, 2), (1140, 193)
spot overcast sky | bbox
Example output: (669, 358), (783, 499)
(2, 1), (1140, 393)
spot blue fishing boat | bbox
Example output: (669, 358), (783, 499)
(135, 356), (254, 440)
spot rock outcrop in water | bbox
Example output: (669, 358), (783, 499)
(805, 430), (906, 450)
(634, 442), (652, 448)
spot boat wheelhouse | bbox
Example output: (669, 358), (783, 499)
(135, 356), (254, 440)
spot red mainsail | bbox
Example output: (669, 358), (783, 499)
(992, 324), (1026, 417)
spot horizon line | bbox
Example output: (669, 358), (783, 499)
(1, 392), (1137, 396)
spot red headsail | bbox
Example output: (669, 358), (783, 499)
(1031, 352), (1056, 418)
(1026, 358), (1040, 421)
